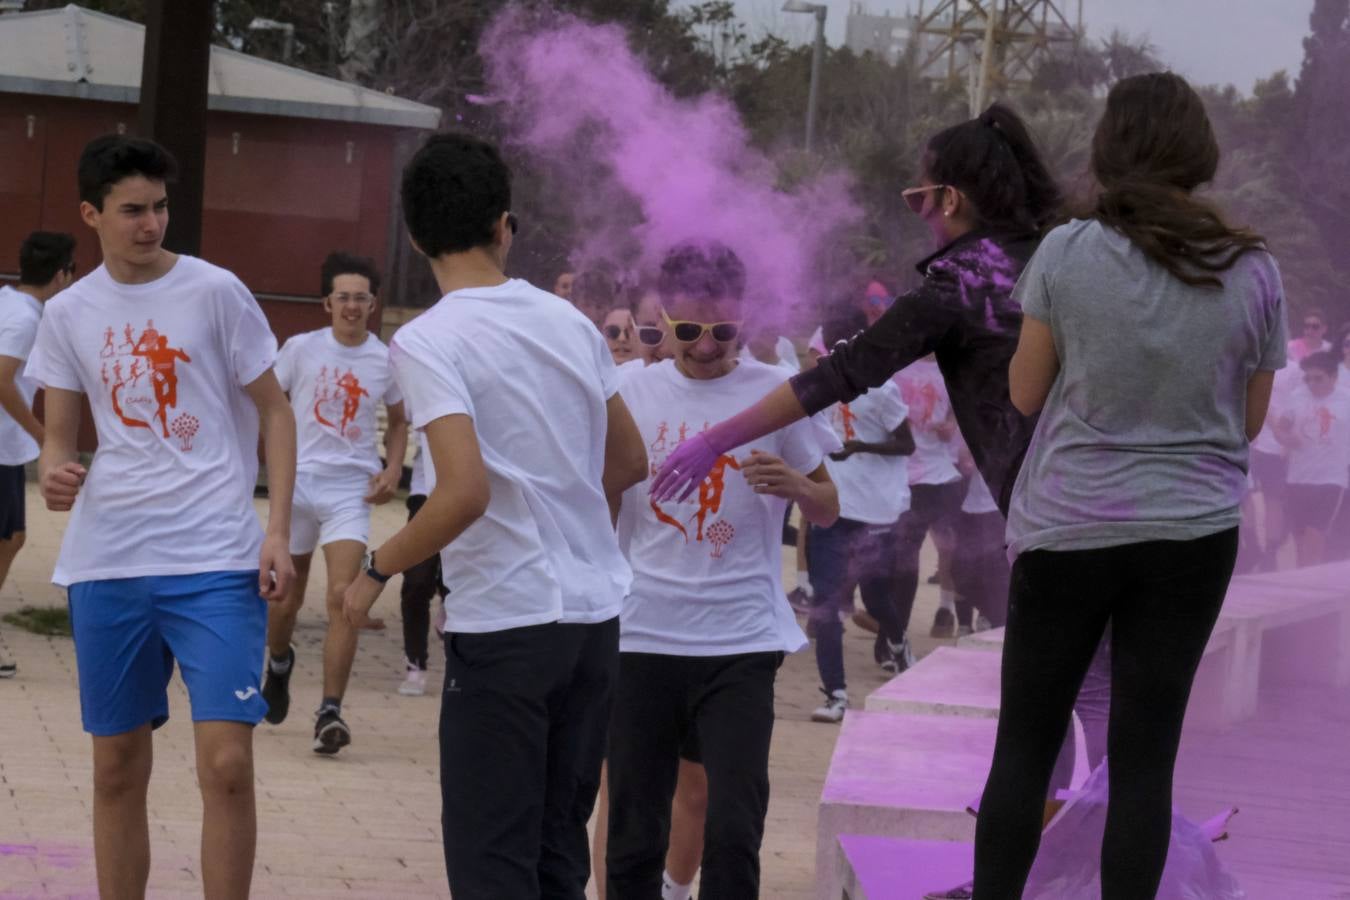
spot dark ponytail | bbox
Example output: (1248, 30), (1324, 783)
(1088, 72), (1265, 289)
(925, 103), (1063, 233)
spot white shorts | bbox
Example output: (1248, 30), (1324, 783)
(290, 470), (372, 555)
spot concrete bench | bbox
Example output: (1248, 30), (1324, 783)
(815, 711), (995, 900)
(865, 646), (1001, 719)
(956, 627), (1004, 652)
(1218, 574), (1350, 690)
(836, 834), (973, 900)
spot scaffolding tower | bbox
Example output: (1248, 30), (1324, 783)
(906, 0), (1083, 108)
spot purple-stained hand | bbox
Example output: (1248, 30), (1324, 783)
(650, 432), (721, 502)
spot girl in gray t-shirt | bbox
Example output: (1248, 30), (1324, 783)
(973, 73), (1287, 899)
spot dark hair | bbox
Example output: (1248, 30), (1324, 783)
(1088, 73), (1265, 289)
(78, 135), (178, 211)
(925, 103), (1062, 232)
(572, 270), (617, 308)
(401, 133), (511, 258)
(320, 251), (381, 297)
(657, 240), (747, 304)
(822, 308), (868, 348)
(19, 231), (76, 286)
(1300, 350), (1340, 377)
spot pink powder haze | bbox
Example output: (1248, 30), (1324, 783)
(480, 6), (861, 328)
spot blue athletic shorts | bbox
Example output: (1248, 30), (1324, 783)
(67, 571), (268, 736)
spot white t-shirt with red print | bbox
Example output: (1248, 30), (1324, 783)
(274, 329), (402, 477)
(24, 257), (276, 586)
(1281, 383), (1350, 488)
(0, 286), (43, 465)
(617, 359), (823, 656)
(894, 357), (961, 485)
(822, 381), (910, 525)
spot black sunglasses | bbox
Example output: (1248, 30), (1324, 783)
(636, 326), (663, 347)
(603, 324), (628, 340)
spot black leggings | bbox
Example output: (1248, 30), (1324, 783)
(401, 494), (447, 670)
(973, 528), (1237, 900)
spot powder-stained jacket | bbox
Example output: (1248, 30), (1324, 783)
(791, 228), (1041, 516)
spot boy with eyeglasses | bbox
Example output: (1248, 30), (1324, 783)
(1274, 350), (1350, 566)
(260, 251), (408, 754)
(0, 230), (77, 678)
(606, 239), (838, 898)
(1288, 308), (1331, 363)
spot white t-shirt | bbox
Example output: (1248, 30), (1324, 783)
(0, 286), (43, 465)
(389, 278), (631, 633)
(24, 257), (276, 586)
(1287, 337), (1330, 364)
(1281, 384), (1350, 488)
(617, 357), (646, 380)
(822, 381), (909, 525)
(617, 359), (822, 656)
(274, 329), (402, 477)
(737, 336), (800, 373)
(894, 358), (960, 485)
(1251, 366), (1299, 456)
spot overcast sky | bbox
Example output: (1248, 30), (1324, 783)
(673, 0), (1313, 92)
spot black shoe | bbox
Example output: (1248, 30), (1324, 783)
(313, 707), (351, 755)
(0, 654), (15, 678)
(930, 607), (956, 638)
(261, 646), (294, 725)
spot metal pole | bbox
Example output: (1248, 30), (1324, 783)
(805, 7), (825, 153)
(975, 0), (998, 115)
(138, 0), (212, 256)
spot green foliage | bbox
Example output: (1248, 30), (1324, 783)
(2, 606), (71, 637)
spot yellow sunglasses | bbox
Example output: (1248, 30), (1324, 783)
(662, 310), (743, 344)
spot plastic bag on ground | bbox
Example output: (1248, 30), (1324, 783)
(1024, 761), (1244, 900)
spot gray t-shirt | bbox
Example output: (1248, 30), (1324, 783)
(1006, 219), (1288, 558)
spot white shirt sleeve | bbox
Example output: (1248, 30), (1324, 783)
(0, 310), (37, 362)
(390, 335), (473, 429)
(221, 278), (278, 388)
(24, 306), (83, 392)
(880, 384), (909, 432)
(780, 417), (826, 475)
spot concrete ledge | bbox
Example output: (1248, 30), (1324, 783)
(836, 834), (973, 900)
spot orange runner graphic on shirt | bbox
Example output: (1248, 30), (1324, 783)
(106, 320), (196, 448)
(649, 419), (742, 557)
(313, 366), (369, 440)
(837, 403), (857, 441)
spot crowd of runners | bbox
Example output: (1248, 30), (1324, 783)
(0, 68), (1342, 900)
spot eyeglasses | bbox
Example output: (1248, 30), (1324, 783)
(1304, 320), (1325, 331)
(662, 310), (742, 344)
(636, 326), (664, 347)
(603, 324), (631, 340)
(330, 292), (374, 304)
(901, 184), (948, 215)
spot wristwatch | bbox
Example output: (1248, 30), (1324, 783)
(362, 551), (391, 585)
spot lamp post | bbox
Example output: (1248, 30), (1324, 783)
(782, 0), (828, 154)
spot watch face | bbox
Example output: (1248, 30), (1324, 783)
(361, 551), (374, 572)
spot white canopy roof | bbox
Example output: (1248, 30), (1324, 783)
(0, 4), (441, 129)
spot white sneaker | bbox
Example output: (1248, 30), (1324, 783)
(811, 688), (848, 723)
(398, 663), (427, 697)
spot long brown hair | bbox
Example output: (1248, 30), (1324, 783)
(1089, 73), (1265, 288)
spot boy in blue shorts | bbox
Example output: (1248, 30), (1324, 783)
(26, 135), (296, 898)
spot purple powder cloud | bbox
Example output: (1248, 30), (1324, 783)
(481, 6), (860, 326)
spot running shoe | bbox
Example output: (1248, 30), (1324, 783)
(930, 607), (956, 638)
(811, 688), (848, 723)
(398, 661), (427, 697)
(878, 635), (915, 674)
(261, 646), (294, 725)
(313, 707), (351, 755)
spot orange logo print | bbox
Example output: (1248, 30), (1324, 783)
(838, 403), (857, 441)
(314, 367), (369, 439)
(108, 321), (193, 441)
(648, 420), (741, 557)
